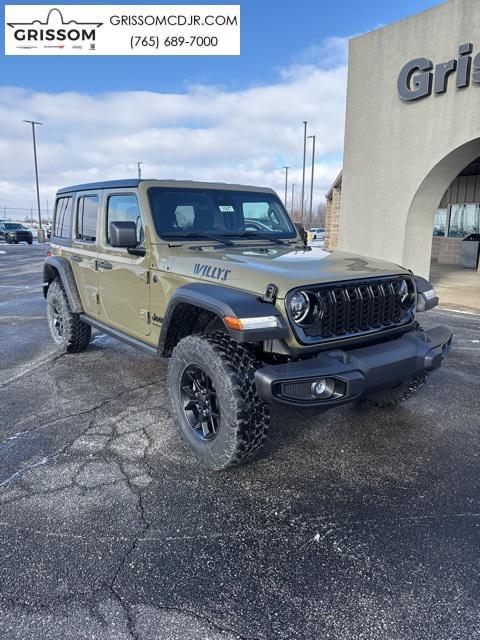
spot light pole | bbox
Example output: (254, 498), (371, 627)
(307, 134), (316, 228)
(137, 162), (143, 179)
(283, 166), (290, 207)
(300, 121), (307, 223)
(291, 183), (296, 216)
(23, 120), (43, 232)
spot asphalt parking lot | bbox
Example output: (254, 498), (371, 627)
(1, 242), (479, 640)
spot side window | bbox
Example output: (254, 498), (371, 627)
(106, 194), (143, 245)
(76, 195), (99, 242)
(53, 197), (73, 239)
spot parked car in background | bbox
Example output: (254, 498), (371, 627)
(309, 227), (325, 241)
(0, 222), (33, 244)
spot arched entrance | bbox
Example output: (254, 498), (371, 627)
(403, 138), (480, 277)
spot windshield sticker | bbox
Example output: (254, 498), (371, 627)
(219, 205), (234, 212)
(194, 263), (231, 282)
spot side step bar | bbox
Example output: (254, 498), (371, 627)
(80, 315), (159, 356)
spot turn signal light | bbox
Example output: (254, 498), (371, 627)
(224, 315), (280, 330)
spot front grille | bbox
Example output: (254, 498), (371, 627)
(287, 276), (414, 344)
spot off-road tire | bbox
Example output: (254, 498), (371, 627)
(46, 279), (91, 353)
(360, 374), (428, 408)
(168, 331), (270, 470)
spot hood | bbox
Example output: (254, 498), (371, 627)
(167, 244), (409, 298)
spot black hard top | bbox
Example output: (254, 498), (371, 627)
(56, 179), (276, 195)
(57, 179), (142, 194)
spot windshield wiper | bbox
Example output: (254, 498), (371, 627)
(226, 232), (288, 245)
(164, 232), (234, 247)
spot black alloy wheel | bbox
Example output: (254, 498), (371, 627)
(51, 300), (64, 339)
(180, 364), (220, 440)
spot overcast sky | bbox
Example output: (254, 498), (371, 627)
(0, 37), (348, 218)
(0, 0), (441, 219)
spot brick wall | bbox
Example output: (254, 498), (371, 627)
(324, 185), (341, 250)
(431, 236), (462, 265)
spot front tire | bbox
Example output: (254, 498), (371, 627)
(360, 374), (427, 408)
(168, 332), (269, 470)
(46, 279), (91, 353)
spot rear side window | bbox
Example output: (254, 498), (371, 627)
(53, 197), (73, 239)
(106, 194), (143, 245)
(76, 195), (99, 242)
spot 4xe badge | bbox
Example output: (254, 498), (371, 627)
(6, 7), (102, 52)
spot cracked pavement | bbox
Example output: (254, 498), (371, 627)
(1, 243), (480, 639)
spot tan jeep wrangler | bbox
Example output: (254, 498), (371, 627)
(44, 180), (452, 469)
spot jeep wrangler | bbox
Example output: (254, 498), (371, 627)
(44, 180), (452, 469)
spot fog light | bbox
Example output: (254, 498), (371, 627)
(313, 379), (327, 395)
(311, 378), (335, 399)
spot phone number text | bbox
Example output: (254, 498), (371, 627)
(130, 35), (218, 49)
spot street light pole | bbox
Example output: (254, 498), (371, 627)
(23, 120), (43, 230)
(307, 134), (316, 228)
(291, 183), (296, 215)
(137, 162), (143, 179)
(300, 121), (307, 223)
(283, 166), (290, 207)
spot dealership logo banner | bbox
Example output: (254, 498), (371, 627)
(4, 5), (240, 55)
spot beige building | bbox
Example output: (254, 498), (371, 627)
(326, 0), (480, 278)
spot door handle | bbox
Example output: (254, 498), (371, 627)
(71, 254), (83, 263)
(97, 260), (113, 270)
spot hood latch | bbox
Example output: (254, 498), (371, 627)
(262, 283), (278, 304)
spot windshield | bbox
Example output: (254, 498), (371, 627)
(5, 223), (25, 230)
(148, 188), (297, 241)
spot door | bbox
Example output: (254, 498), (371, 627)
(97, 191), (151, 337)
(70, 192), (101, 316)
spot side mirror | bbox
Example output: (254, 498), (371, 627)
(109, 221), (137, 248)
(294, 222), (308, 246)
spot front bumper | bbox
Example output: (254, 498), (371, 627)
(9, 233), (32, 241)
(255, 326), (452, 406)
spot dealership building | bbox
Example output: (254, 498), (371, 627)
(325, 0), (480, 281)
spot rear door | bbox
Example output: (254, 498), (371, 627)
(70, 191), (101, 316)
(97, 190), (151, 337)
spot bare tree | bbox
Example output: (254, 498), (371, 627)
(311, 200), (326, 227)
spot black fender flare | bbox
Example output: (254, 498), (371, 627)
(158, 282), (289, 356)
(414, 275), (439, 312)
(43, 256), (84, 314)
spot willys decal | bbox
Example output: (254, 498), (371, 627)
(194, 263), (231, 282)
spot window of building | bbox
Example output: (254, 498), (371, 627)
(448, 204), (480, 238)
(106, 194), (143, 245)
(433, 209), (447, 236)
(53, 197), (73, 239)
(76, 195), (99, 242)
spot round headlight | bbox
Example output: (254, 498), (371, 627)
(399, 279), (415, 309)
(290, 291), (310, 323)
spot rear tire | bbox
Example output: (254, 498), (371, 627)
(46, 279), (91, 353)
(360, 374), (427, 408)
(168, 332), (269, 470)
